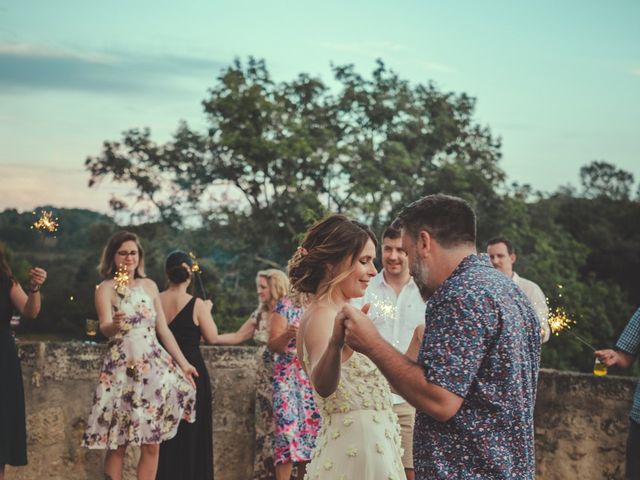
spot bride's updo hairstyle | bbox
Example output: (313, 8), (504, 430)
(288, 214), (377, 299)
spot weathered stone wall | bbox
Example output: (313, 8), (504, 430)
(8, 342), (257, 480)
(6, 342), (637, 479)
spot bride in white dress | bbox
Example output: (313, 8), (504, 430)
(288, 215), (404, 480)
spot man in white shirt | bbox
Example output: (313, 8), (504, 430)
(486, 237), (551, 343)
(359, 225), (426, 480)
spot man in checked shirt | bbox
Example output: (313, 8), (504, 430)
(596, 307), (640, 480)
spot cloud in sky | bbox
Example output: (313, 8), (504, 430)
(0, 42), (225, 95)
(0, 163), (120, 213)
(630, 66), (640, 77)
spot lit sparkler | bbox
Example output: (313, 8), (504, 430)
(189, 251), (207, 299)
(369, 293), (397, 321)
(548, 306), (595, 351)
(31, 210), (59, 235)
(113, 263), (130, 306)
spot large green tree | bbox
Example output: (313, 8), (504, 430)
(85, 58), (504, 255)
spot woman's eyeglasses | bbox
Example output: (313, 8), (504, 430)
(116, 251), (138, 257)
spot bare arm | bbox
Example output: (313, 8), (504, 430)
(303, 305), (346, 398)
(10, 267), (47, 319)
(196, 299), (220, 344)
(148, 281), (197, 386)
(95, 281), (123, 337)
(342, 304), (463, 422)
(267, 312), (297, 353)
(214, 316), (257, 345)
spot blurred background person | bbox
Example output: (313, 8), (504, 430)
(215, 269), (289, 480)
(486, 237), (550, 343)
(268, 290), (320, 480)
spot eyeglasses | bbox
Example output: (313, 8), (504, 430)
(116, 250), (138, 257)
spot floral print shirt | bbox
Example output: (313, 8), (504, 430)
(413, 255), (541, 479)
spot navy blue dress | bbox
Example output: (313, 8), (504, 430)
(156, 297), (214, 480)
(0, 283), (27, 466)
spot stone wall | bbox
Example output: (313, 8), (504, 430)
(6, 342), (636, 479)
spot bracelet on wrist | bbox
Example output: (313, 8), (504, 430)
(29, 286), (41, 293)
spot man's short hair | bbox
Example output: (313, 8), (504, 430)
(382, 224), (401, 241)
(394, 194), (476, 248)
(486, 236), (515, 255)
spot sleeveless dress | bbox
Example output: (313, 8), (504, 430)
(302, 349), (404, 480)
(82, 286), (196, 449)
(252, 308), (277, 480)
(0, 284), (27, 466)
(156, 297), (213, 480)
(272, 298), (321, 465)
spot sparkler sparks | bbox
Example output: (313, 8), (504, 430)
(188, 252), (201, 273)
(31, 210), (59, 235)
(113, 264), (130, 301)
(188, 251), (207, 299)
(548, 306), (574, 335)
(548, 305), (595, 351)
(369, 293), (397, 320)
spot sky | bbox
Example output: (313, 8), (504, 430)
(1, 0), (639, 214)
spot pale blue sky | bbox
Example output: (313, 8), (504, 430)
(1, 0), (638, 212)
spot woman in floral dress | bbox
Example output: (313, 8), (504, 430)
(82, 231), (197, 480)
(268, 296), (321, 480)
(214, 269), (290, 480)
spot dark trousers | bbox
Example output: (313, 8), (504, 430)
(627, 419), (640, 480)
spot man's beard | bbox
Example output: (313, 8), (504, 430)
(411, 254), (435, 301)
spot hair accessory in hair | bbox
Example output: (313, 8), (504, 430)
(297, 247), (308, 257)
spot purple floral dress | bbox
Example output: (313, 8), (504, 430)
(272, 298), (321, 465)
(82, 286), (196, 449)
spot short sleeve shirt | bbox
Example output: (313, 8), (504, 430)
(615, 307), (640, 423)
(413, 255), (541, 479)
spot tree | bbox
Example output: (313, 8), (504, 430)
(86, 58), (504, 251)
(580, 161), (635, 201)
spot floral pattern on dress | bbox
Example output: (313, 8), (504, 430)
(82, 286), (196, 449)
(302, 349), (404, 480)
(272, 298), (321, 465)
(252, 308), (277, 480)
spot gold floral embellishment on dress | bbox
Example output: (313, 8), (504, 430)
(323, 461), (333, 470)
(346, 447), (358, 457)
(343, 416), (354, 427)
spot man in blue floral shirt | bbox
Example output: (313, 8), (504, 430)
(341, 194), (541, 479)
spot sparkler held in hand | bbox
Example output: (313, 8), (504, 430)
(189, 251), (208, 300)
(113, 263), (130, 308)
(548, 306), (596, 351)
(30, 210), (61, 266)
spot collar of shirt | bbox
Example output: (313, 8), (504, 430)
(427, 254), (490, 306)
(370, 269), (418, 296)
